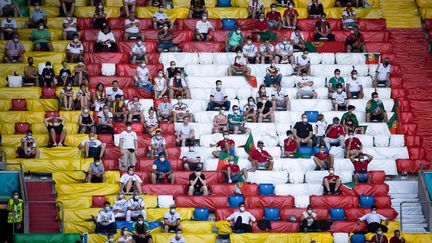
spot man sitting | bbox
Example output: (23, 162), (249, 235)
(175, 117), (195, 147)
(313, 144), (334, 170)
(228, 49), (251, 76)
(25, 2), (47, 28)
(127, 96), (144, 123)
(275, 36), (294, 64)
(17, 130), (40, 158)
(188, 168), (208, 195)
(345, 130), (362, 158)
(295, 49), (311, 76)
(157, 94), (173, 122)
(228, 105), (250, 134)
(3, 33), (25, 63)
(264, 60), (281, 87)
(346, 69), (364, 99)
(249, 141), (274, 171)
(226, 202), (256, 233)
(126, 191), (147, 223)
(130, 38), (148, 64)
(195, 14), (213, 41)
(346, 26), (366, 53)
(351, 153), (373, 184)
(153, 5), (171, 29)
(97, 105), (114, 135)
(124, 13), (145, 41)
(223, 156), (248, 183)
(271, 82), (291, 111)
(163, 205), (182, 233)
(172, 96), (192, 122)
(357, 205), (389, 233)
(119, 166), (143, 193)
(327, 68), (345, 97)
(324, 117), (345, 149)
(366, 92), (388, 122)
(211, 130), (235, 158)
(242, 36), (259, 64)
(297, 71), (317, 99)
(341, 105), (359, 133)
(373, 57), (392, 88)
(322, 168), (341, 195)
(66, 34), (84, 63)
(331, 83), (347, 111)
(95, 201), (116, 233)
(283, 130), (297, 158)
(293, 113), (313, 147)
(207, 80), (231, 111)
(150, 129), (167, 158)
(86, 158), (105, 183)
(169, 71), (191, 99)
(313, 14), (335, 41)
(80, 132), (106, 159)
(30, 23), (53, 51)
(151, 153), (175, 184)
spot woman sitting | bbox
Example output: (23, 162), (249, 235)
(95, 25), (118, 52)
(78, 107), (95, 134)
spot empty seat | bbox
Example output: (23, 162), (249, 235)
(193, 208), (210, 221)
(158, 195), (174, 208)
(176, 196), (227, 211)
(258, 183), (274, 195)
(92, 195), (106, 208)
(350, 234), (366, 243)
(11, 99), (27, 111)
(359, 195), (375, 208)
(15, 123), (30, 134)
(264, 208), (280, 221)
(228, 195), (244, 208)
(41, 87), (57, 99)
(329, 208), (345, 220)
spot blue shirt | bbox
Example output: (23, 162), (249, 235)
(30, 10), (47, 20)
(153, 159), (172, 172)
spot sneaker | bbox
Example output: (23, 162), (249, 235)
(314, 166), (321, 171)
(235, 185), (242, 195)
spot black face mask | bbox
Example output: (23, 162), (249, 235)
(384, 61), (389, 65)
(29, 62), (33, 66)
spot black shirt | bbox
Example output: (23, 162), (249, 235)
(166, 67), (181, 79)
(294, 122), (313, 138)
(257, 100), (272, 114)
(42, 68), (55, 80)
(190, 0), (205, 8)
(59, 68), (71, 78)
(189, 173), (205, 187)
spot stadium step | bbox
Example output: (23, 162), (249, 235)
(381, 0), (421, 28)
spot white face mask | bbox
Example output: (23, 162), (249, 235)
(98, 5), (103, 9)
(307, 210), (312, 214)
(377, 231), (382, 235)
(216, 84), (222, 89)
(134, 195), (139, 200)
(123, 231), (128, 236)
(138, 220), (144, 224)
(176, 75), (181, 79)
(126, 126), (132, 132)
(302, 118), (308, 122)
(329, 170), (334, 174)
(118, 194), (124, 199)
(95, 162), (100, 166)
(288, 5), (293, 9)
(247, 40), (252, 44)
(105, 206), (110, 211)
(84, 109), (89, 113)
(236, 30), (241, 34)
(352, 74), (358, 79)
(249, 101), (254, 105)
(373, 98), (379, 102)
(335, 74), (340, 78)
(202, 16), (207, 20)
(13, 195), (19, 200)
(229, 161), (234, 165)
(349, 135), (354, 139)
(223, 135), (229, 139)
(128, 170), (134, 175)
(158, 73), (163, 77)
(160, 157), (165, 162)
(108, 238), (114, 243)
(259, 18), (264, 21)
(176, 233), (182, 239)
(234, 110), (238, 114)
(239, 207), (245, 212)
(163, 26), (168, 30)
(283, 41), (288, 44)
(170, 208), (176, 213)
(138, 41), (143, 45)
(337, 88), (342, 92)
(271, 7), (276, 11)
(35, 6), (40, 10)
(371, 210), (377, 214)
(237, 53), (242, 57)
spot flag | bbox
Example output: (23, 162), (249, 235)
(365, 53), (381, 64)
(387, 99), (399, 134)
(305, 41), (345, 53)
(216, 152), (238, 171)
(244, 133), (256, 155)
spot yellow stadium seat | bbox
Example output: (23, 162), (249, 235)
(47, 17), (77, 29)
(0, 17), (27, 28)
(151, 233), (217, 243)
(2, 146), (17, 159)
(215, 220), (232, 234)
(173, 0), (217, 8)
(6, 158), (83, 172)
(104, 194), (158, 209)
(75, 6), (121, 18)
(64, 134), (90, 147)
(417, 0), (432, 8)
(2, 134), (49, 147)
(0, 64), (28, 76)
(136, 7), (189, 20)
(56, 183), (121, 196)
(39, 147), (81, 159)
(0, 111), (45, 123)
(56, 87), (82, 99)
(1, 123), (15, 135)
(324, 7), (384, 19)
(0, 87), (41, 99)
(207, 7), (249, 19)
(181, 221), (214, 234)
(53, 63), (78, 75)
(104, 0), (123, 7)
(45, 0), (87, 6)
(264, 7), (308, 19)
(24, 52), (65, 64)
(0, 100), (11, 111)
(32, 123), (79, 135)
(147, 208), (194, 221)
(230, 233), (333, 243)
(59, 110), (87, 123)
(421, 8), (432, 18)
(60, 197), (93, 210)
(63, 207), (101, 222)
(64, 221), (96, 234)
(234, 0), (275, 8)
(0, 78), (7, 88)
(53, 171), (120, 184)
(18, 28), (63, 41)
(28, 6), (60, 17)
(27, 99), (59, 112)
(52, 40), (69, 52)
(294, 0), (336, 8)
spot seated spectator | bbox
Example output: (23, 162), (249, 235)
(25, 2), (47, 28)
(119, 122), (138, 169)
(293, 113), (313, 146)
(290, 27), (305, 50)
(75, 84), (91, 110)
(1, 1), (19, 17)
(346, 26), (366, 53)
(301, 205), (318, 232)
(296, 71), (318, 99)
(350, 153), (373, 184)
(266, 4), (282, 30)
(163, 205), (181, 233)
(1, 15), (17, 40)
(248, 0), (263, 19)
(242, 36), (259, 64)
(257, 94), (274, 122)
(176, 117), (195, 147)
(3, 33), (25, 63)
(211, 130), (235, 158)
(189, 0), (206, 18)
(120, 166), (143, 193)
(264, 60), (281, 87)
(373, 57), (391, 88)
(345, 130), (362, 157)
(60, 0), (75, 17)
(123, 0), (136, 18)
(226, 202), (256, 233)
(357, 205), (389, 233)
(313, 144), (334, 170)
(341, 105), (359, 133)
(207, 80), (231, 111)
(223, 156), (248, 183)
(188, 168), (208, 195)
(118, 226), (133, 242)
(366, 92), (388, 122)
(135, 63), (152, 89)
(112, 95), (126, 122)
(166, 61), (180, 79)
(346, 69), (364, 99)
(58, 61), (71, 86)
(313, 14), (335, 41)
(225, 26), (243, 52)
(97, 105), (114, 135)
(62, 13), (77, 40)
(228, 49), (251, 76)
(342, 3), (357, 30)
(271, 82), (291, 111)
(169, 71), (191, 99)
(327, 68), (345, 97)
(255, 13), (275, 42)
(182, 152), (203, 171)
(40, 62), (56, 87)
(157, 23), (175, 52)
(228, 105), (250, 134)
(249, 141), (274, 171)
(130, 38), (148, 64)
(324, 117), (345, 148)
(275, 36), (294, 64)
(132, 215), (152, 242)
(172, 96), (192, 122)
(95, 26), (118, 52)
(95, 201), (116, 233)
(73, 61), (88, 86)
(125, 13), (144, 41)
(92, 3), (107, 28)
(151, 153), (175, 184)
(23, 57), (38, 86)
(126, 191), (146, 222)
(390, 230), (405, 243)
(30, 23), (53, 51)
(82, 132), (106, 159)
(93, 82), (107, 112)
(170, 230), (185, 243)
(150, 129), (167, 158)
(153, 5), (171, 29)
(242, 97), (257, 122)
(154, 69), (168, 99)
(113, 191), (127, 219)
(259, 39), (275, 64)
(157, 94), (173, 122)
(371, 228), (388, 243)
(86, 158), (105, 183)
(17, 130), (40, 158)
(212, 108), (228, 133)
(127, 96), (144, 123)
(106, 80), (124, 106)
(331, 84), (348, 111)
(78, 107), (95, 134)
(283, 130), (297, 157)
(195, 14), (213, 41)
(255, 84), (267, 103)
(145, 108), (159, 135)
(308, 0), (324, 18)
(44, 115), (67, 147)
(322, 168), (341, 195)
(294, 49), (311, 76)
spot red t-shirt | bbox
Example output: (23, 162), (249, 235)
(283, 9), (298, 18)
(255, 20), (269, 31)
(216, 139), (235, 149)
(353, 160), (370, 173)
(345, 137), (362, 150)
(326, 125), (345, 138)
(371, 235), (388, 243)
(284, 138), (297, 152)
(223, 164), (240, 173)
(347, 32), (365, 43)
(315, 152), (329, 161)
(323, 175), (340, 183)
(266, 11), (281, 21)
(250, 149), (271, 162)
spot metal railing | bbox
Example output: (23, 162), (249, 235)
(28, 201), (65, 233)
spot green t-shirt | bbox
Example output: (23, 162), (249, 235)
(341, 112), (359, 127)
(228, 31), (243, 47)
(328, 76), (345, 89)
(31, 29), (50, 44)
(228, 114), (244, 127)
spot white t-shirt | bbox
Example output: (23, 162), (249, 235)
(154, 77), (166, 92)
(296, 55), (310, 66)
(66, 41), (84, 54)
(119, 173), (143, 184)
(177, 124), (193, 138)
(153, 11), (168, 21)
(259, 43), (274, 53)
(169, 77), (187, 87)
(106, 88), (124, 100)
(136, 66), (150, 82)
(332, 91), (347, 104)
(226, 211), (256, 224)
(210, 88), (227, 102)
(196, 20), (213, 34)
(297, 78), (313, 91)
(131, 43), (146, 54)
(249, 0), (263, 8)
(170, 236), (186, 243)
(271, 88), (288, 101)
(346, 77), (361, 92)
(97, 111), (113, 123)
(127, 102), (144, 112)
(163, 211), (181, 224)
(80, 138), (102, 148)
(125, 18), (140, 33)
(376, 63), (391, 81)
(342, 10), (356, 23)
(290, 32), (304, 44)
(1, 18), (17, 29)
(97, 31), (116, 42)
(120, 131), (137, 149)
(275, 42), (293, 55)
(117, 236), (133, 243)
(233, 56), (247, 66)
(315, 120), (327, 136)
(63, 18), (77, 32)
(113, 198), (128, 212)
(302, 211), (317, 226)
(127, 197), (145, 209)
(242, 44), (258, 57)
(145, 115), (158, 127)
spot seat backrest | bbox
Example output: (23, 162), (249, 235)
(221, 18), (236, 29)
(296, 146), (312, 158)
(101, 63), (116, 76)
(359, 195), (375, 208)
(329, 207), (345, 220)
(15, 123), (30, 134)
(11, 99), (27, 111)
(258, 183), (275, 196)
(193, 208), (210, 221)
(304, 111), (319, 123)
(350, 234), (366, 243)
(92, 195), (106, 208)
(158, 195), (174, 208)
(264, 208), (280, 221)
(45, 111), (60, 119)
(8, 75), (23, 88)
(41, 87), (57, 99)
(228, 195), (245, 208)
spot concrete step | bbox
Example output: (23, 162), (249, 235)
(399, 218), (426, 224)
(390, 193), (419, 199)
(402, 227), (428, 233)
(403, 223), (428, 228)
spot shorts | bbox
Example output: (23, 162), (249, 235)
(225, 172), (240, 183)
(298, 89), (314, 97)
(156, 21), (169, 28)
(126, 32), (141, 40)
(35, 42), (49, 51)
(158, 43), (174, 50)
(197, 32), (208, 40)
(164, 225), (179, 232)
(262, 56), (271, 64)
(370, 113), (384, 121)
(90, 175), (103, 183)
(192, 11), (203, 18)
(247, 57), (257, 64)
(377, 80), (388, 86)
(132, 114), (141, 121)
(47, 125), (63, 134)
(356, 173), (369, 182)
(133, 235), (152, 243)
(89, 146), (102, 158)
(191, 184), (203, 194)
(65, 31), (76, 40)
(229, 125), (247, 133)
(350, 91), (360, 98)
(257, 162), (267, 169)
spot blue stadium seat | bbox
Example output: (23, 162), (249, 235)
(350, 233), (366, 243)
(305, 111), (319, 122)
(359, 195), (375, 208)
(258, 183), (275, 195)
(297, 146), (313, 158)
(228, 195), (245, 208)
(217, 0), (232, 7)
(193, 208), (209, 221)
(313, 146), (329, 154)
(264, 208), (280, 221)
(221, 18), (236, 30)
(329, 208), (345, 221)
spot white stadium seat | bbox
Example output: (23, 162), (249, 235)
(289, 171), (305, 183)
(390, 134), (405, 147)
(248, 171), (289, 184)
(101, 63), (116, 76)
(374, 135), (390, 147)
(158, 195), (175, 208)
(275, 183), (322, 196)
(321, 53), (336, 64)
(335, 53), (366, 65)
(160, 53), (199, 68)
(186, 76), (248, 88)
(333, 233), (350, 243)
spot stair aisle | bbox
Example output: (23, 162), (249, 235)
(380, 0), (422, 28)
(25, 181), (60, 233)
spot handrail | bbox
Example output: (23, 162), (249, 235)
(400, 201), (432, 233)
(28, 201), (64, 233)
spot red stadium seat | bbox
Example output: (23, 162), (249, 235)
(367, 43), (394, 54)
(84, 53), (130, 64)
(123, 87), (153, 99)
(369, 171), (386, 184)
(82, 29), (124, 42)
(164, 134), (177, 147)
(102, 158), (119, 170)
(131, 122), (144, 133)
(345, 207), (397, 221)
(166, 147), (181, 159)
(88, 76), (134, 89)
(408, 147), (426, 160)
(397, 123), (417, 136)
(41, 87), (57, 99)
(332, 30), (390, 42)
(141, 184), (186, 196)
(425, 19), (432, 30)
(353, 183), (389, 196)
(117, 41), (158, 53)
(139, 30), (195, 44)
(404, 135), (422, 147)
(238, 183), (258, 196)
(175, 18), (222, 30)
(235, 19), (257, 30)
(280, 208), (329, 222)
(176, 196), (228, 211)
(210, 184), (236, 196)
(77, 17), (93, 30)
(357, 19), (386, 30)
(45, 111), (59, 119)
(136, 158), (181, 171)
(245, 196), (294, 209)
(329, 220), (366, 233)
(252, 221), (299, 233)
(136, 136), (151, 148)
(92, 195), (106, 208)
(297, 18), (341, 31)
(374, 196), (392, 208)
(86, 64), (102, 76)
(174, 171), (224, 185)
(107, 18), (153, 30)
(159, 123), (175, 134)
(179, 42), (226, 52)
(310, 195), (359, 209)
(15, 122), (30, 134)
(116, 64), (164, 77)
(396, 159), (430, 173)
(216, 208), (264, 221)
(340, 185), (359, 196)
(11, 99), (27, 111)
(97, 134), (114, 146)
(103, 146), (121, 160)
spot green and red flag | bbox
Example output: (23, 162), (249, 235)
(305, 41), (345, 53)
(243, 133), (256, 155)
(216, 151), (239, 171)
(365, 53), (381, 64)
(387, 99), (399, 134)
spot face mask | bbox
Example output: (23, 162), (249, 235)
(371, 210), (377, 214)
(303, 54), (308, 58)
(108, 238), (114, 243)
(123, 231), (128, 236)
(53, 122), (59, 126)
(29, 61), (33, 66)
(237, 53), (242, 57)
(349, 135), (354, 139)
(240, 207), (245, 212)
(13, 38), (19, 42)
(271, 7), (276, 11)
(223, 135), (228, 139)
(126, 126), (132, 132)
(84, 109), (89, 113)
(289, 5), (293, 9)
(176, 233), (181, 239)
(249, 101), (254, 105)
(229, 161), (234, 165)
(104, 109), (109, 113)
(138, 41), (143, 45)
(384, 61), (389, 65)
(377, 231), (382, 235)
(373, 98), (379, 102)
(335, 74), (340, 78)
(46, 65), (52, 69)
(7, 17), (12, 21)
(134, 196), (139, 200)
(158, 73), (163, 77)
(119, 194), (124, 199)
(35, 6), (40, 10)
(202, 16), (207, 20)
(236, 30), (241, 34)
(216, 84), (222, 89)
(247, 40), (252, 44)
(337, 88), (342, 92)
(159, 8), (163, 12)
(160, 157), (165, 162)
(163, 26), (168, 30)
(90, 136), (95, 140)
(302, 118), (308, 122)
(98, 5), (103, 9)
(307, 210), (312, 214)
(13, 195), (19, 200)
(105, 206), (110, 211)
(234, 110), (238, 114)
(39, 26), (44, 30)
(302, 76), (307, 80)
(352, 74), (357, 79)
(128, 171), (134, 175)
(176, 75), (181, 79)
(283, 41), (288, 44)
(351, 30), (355, 34)
(170, 209), (176, 213)
(138, 220), (144, 224)
(321, 18), (326, 22)
(329, 170), (334, 174)
(259, 18), (264, 21)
